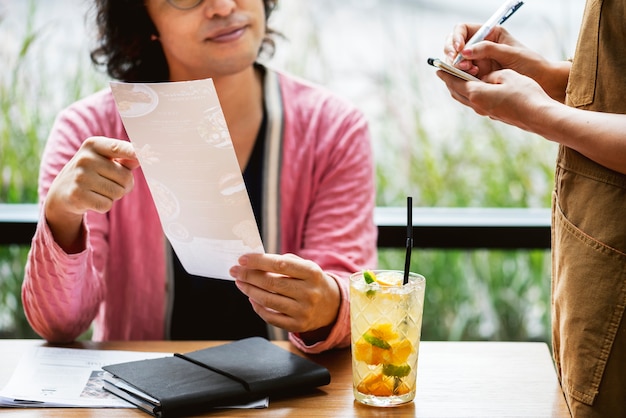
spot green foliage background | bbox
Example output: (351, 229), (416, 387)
(1, 2), (558, 342)
(0, 4), (106, 337)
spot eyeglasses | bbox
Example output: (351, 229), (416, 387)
(166, 0), (204, 10)
(166, 0), (277, 13)
(166, 0), (276, 15)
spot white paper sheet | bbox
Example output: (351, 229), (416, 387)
(0, 346), (168, 408)
(110, 79), (264, 280)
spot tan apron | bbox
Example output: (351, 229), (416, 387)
(553, 0), (626, 416)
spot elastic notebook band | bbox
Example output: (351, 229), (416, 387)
(173, 353), (251, 392)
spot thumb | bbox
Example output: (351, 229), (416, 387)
(461, 41), (517, 68)
(92, 136), (140, 169)
(115, 156), (141, 170)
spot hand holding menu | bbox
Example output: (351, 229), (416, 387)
(102, 337), (331, 418)
(110, 79), (264, 280)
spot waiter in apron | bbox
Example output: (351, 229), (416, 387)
(436, 1), (626, 416)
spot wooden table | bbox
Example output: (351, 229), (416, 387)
(0, 339), (570, 417)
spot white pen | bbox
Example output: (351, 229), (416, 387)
(453, 0), (524, 65)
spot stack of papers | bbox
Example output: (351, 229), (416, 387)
(0, 346), (167, 408)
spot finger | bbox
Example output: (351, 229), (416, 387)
(247, 298), (300, 332)
(238, 253), (318, 283)
(245, 287), (322, 333)
(447, 23), (484, 59)
(237, 269), (303, 304)
(83, 188), (120, 213)
(95, 167), (134, 201)
(484, 25), (511, 43)
(444, 31), (457, 61)
(460, 39), (515, 70)
(449, 89), (470, 107)
(88, 138), (138, 188)
(455, 58), (476, 72)
(437, 69), (473, 91)
(60, 160), (134, 216)
(449, 23), (469, 52)
(239, 277), (299, 311)
(482, 68), (516, 86)
(73, 153), (136, 200)
(70, 167), (130, 213)
(236, 277), (302, 326)
(436, 72), (471, 105)
(59, 174), (120, 215)
(115, 157), (141, 171)
(88, 137), (138, 168)
(103, 159), (136, 191)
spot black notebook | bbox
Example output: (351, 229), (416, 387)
(101, 337), (330, 418)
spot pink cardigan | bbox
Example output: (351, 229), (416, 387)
(22, 67), (378, 354)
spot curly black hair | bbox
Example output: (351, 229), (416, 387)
(89, 0), (278, 82)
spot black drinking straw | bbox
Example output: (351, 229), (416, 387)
(403, 196), (413, 285)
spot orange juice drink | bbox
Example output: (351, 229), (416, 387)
(350, 270), (425, 407)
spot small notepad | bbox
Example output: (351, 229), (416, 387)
(102, 338), (331, 417)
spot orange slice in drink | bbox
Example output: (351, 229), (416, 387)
(354, 338), (388, 365)
(368, 323), (398, 341)
(357, 373), (394, 397)
(389, 339), (414, 364)
(373, 272), (403, 286)
(357, 372), (412, 397)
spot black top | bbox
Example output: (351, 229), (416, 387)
(170, 113), (267, 340)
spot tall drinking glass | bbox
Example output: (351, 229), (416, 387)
(350, 270), (426, 407)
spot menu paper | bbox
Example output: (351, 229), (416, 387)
(110, 79), (264, 280)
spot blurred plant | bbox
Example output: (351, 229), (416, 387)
(0, 1), (105, 338)
(271, 1), (558, 344)
(0, 246), (38, 338)
(2, 1), (562, 343)
(369, 50), (555, 343)
(1, 2), (41, 204)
